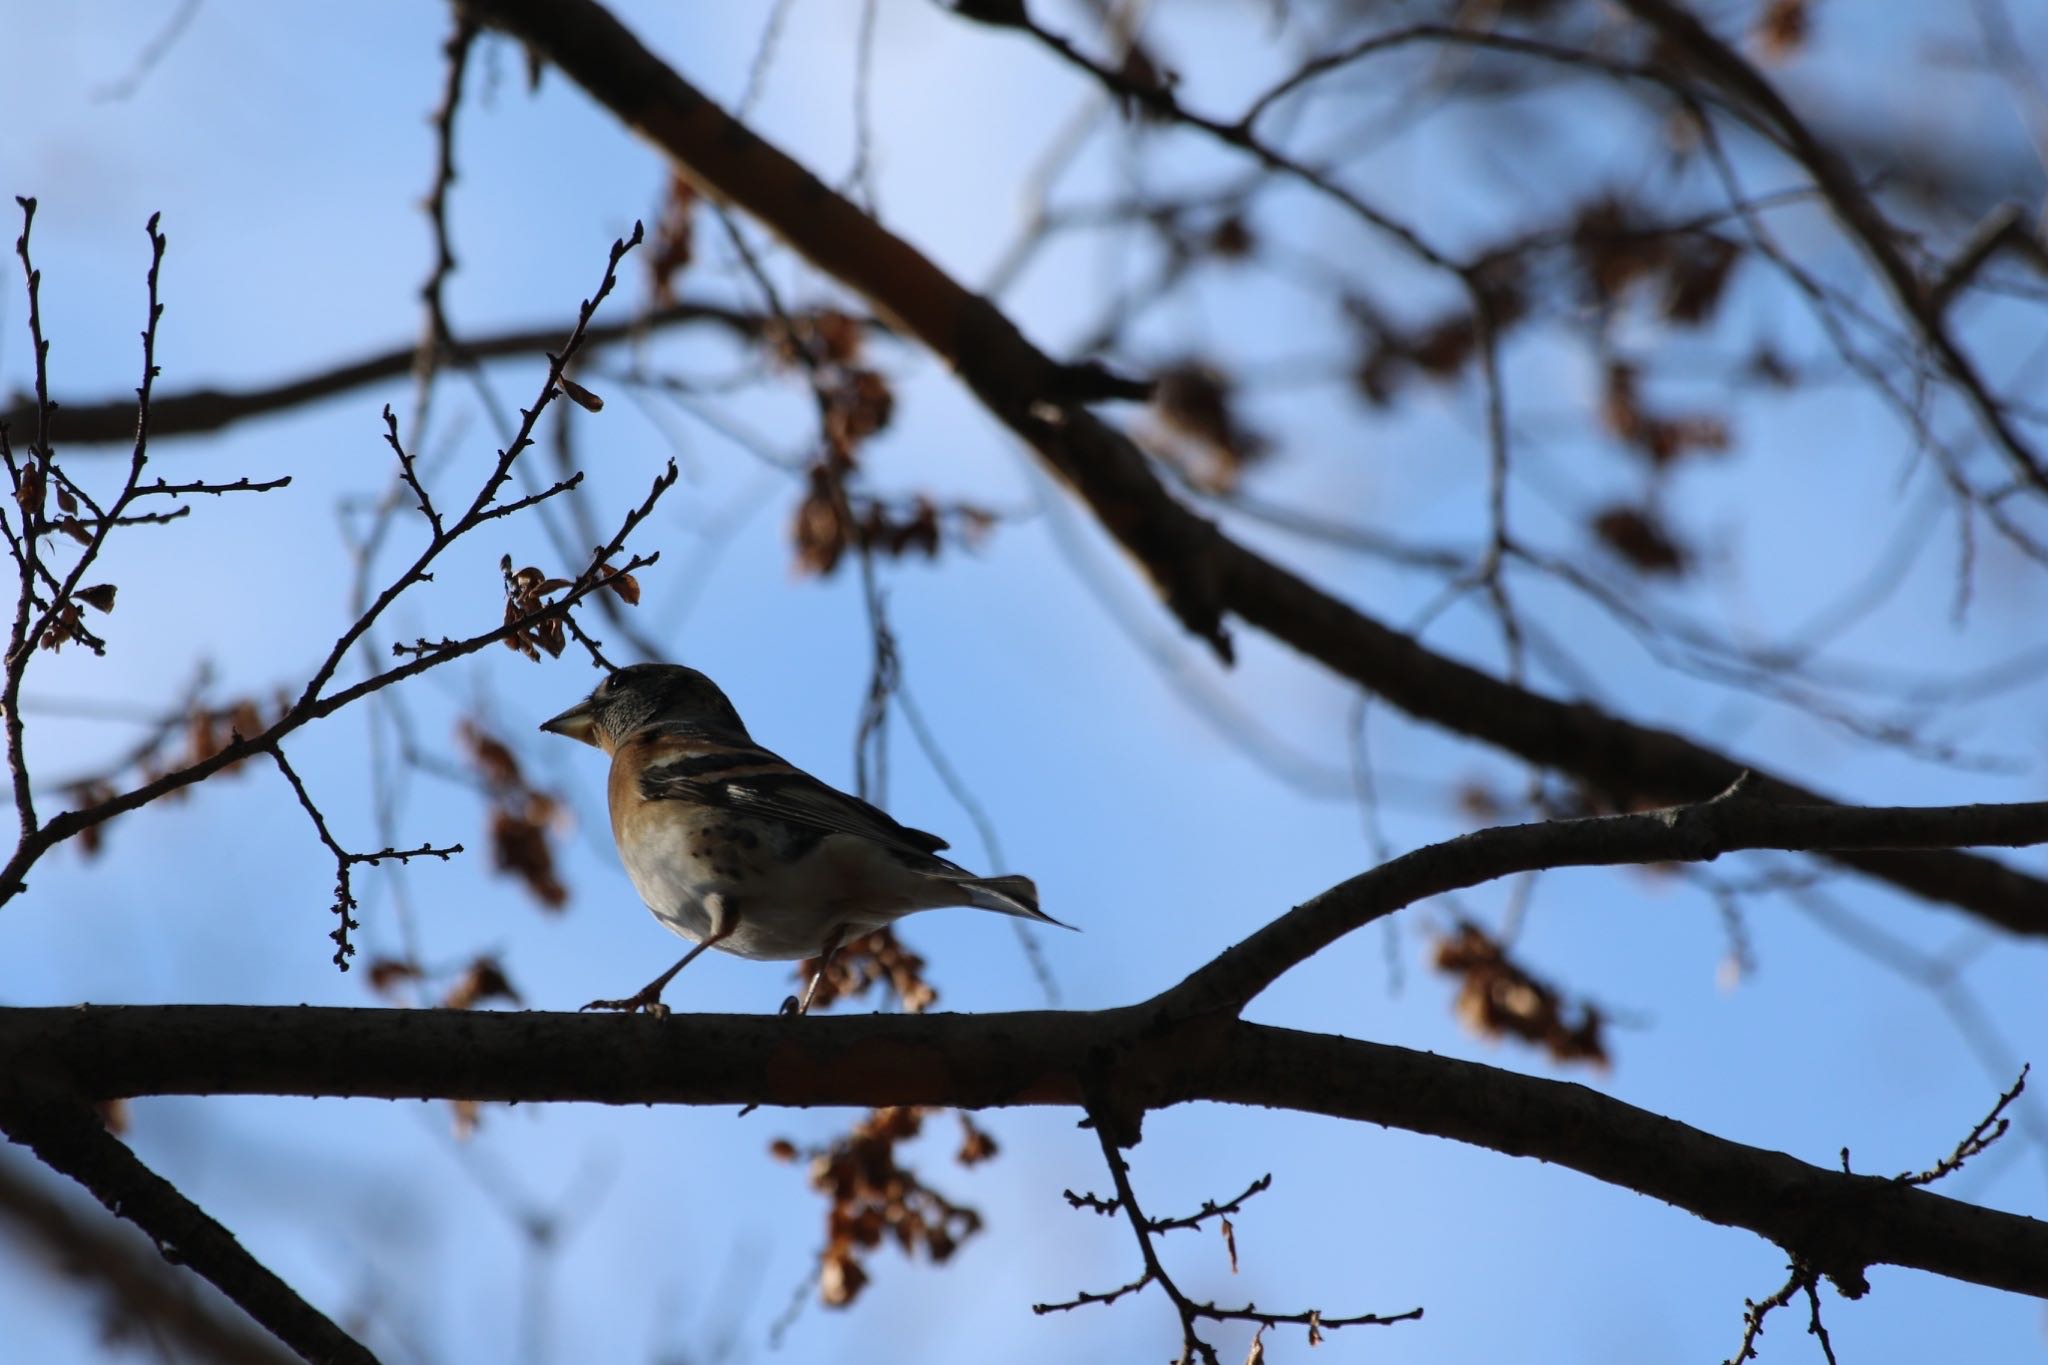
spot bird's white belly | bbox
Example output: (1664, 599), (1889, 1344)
(617, 822), (924, 960)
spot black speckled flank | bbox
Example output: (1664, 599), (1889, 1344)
(689, 818), (820, 881)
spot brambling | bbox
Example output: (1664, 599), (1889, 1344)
(541, 663), (1069, 1015)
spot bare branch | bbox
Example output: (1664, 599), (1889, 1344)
(4, 298), (767, 447)
(454, 0), (2048, 940)
(0, 1152), (296, 1365)
(8, 995), (2042, 1300)
(267, 744), (460, 969)
(0, 226), (668, 940)
(415, 10), (479, 387)
(1614, 0), (2048, 496)
(1728, 1259), (1837, 1365)
(1164, 782), (2048, 1018)
(1896, 1066), (2029, 1188)
(0, 1090), (377, 1365)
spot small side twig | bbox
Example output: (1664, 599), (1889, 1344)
(1727, 1259), (1837, 1365)
(267, 744), (460, 969)
(1036, 1112), (1418, 1363)
(1896, 1064), (2029, 1187)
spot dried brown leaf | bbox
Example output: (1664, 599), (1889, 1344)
(648, 173), (698, 308)
(442, 955), (523, 1010)
(1207, 214), (1256, 259)
(71, 582), (115, 614)
(1434, 921), (1610, 1068)
(808, 309), (866, 364)
(556, 374), (604, 412)
(366, 957), (423, 997)
(826, 368), (895, 452)
(1662, 235), (1741, 325)
(490, 807), (569, 908)
(956, 1114), (999, 1166)
(1593, 504), (1691, 577)
(1154, 359), (1271, 489)
(1754, 0), (1809, 61)
(792, 470), (850, 577)
(604, 569), (641, 605)
(460, 722), (523, 789)
(450, 1098), (483, 1141)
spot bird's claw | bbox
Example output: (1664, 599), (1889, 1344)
(581, 993), (670, 1017)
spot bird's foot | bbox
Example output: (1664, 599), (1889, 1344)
(778, 994), (802, 1017)
(581, 989), (671, 1018)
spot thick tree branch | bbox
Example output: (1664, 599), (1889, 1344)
(0, 1091), (376, 1365)
(451, 0), (2048, 940)
(0, 1004), (2041, 1303)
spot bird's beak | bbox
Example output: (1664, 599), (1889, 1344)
(539, 699), (599, 746)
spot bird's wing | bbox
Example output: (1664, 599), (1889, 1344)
(638, 740), (952, 857)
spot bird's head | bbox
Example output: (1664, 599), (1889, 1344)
(539, 663), (748, 752)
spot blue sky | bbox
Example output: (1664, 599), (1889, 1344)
(2, 2), (2046, 1361)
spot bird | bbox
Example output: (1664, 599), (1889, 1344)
(540, 662), (1069, 1015)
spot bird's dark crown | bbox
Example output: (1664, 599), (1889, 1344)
(543, 663), (749, 749)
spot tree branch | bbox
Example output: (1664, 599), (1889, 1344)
(449, 0), (2048, 940)
(0, 1153), (296, 1365)
(1162, 783), (2048, 1017)
(2, 299), (765, 447)
(1, 1004), (2042, 1303)
(1613, 0), (2048, 496)
(0, 1090), (377, 1364)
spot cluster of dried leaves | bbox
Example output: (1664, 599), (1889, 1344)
(796, 926), (938, 1014)
(646, 172), (697, 308)
(1433, 920), (1609, 1068)
(770, 1107), (998, 1308)
(66, 694), (285, 859)
(1350, 270), (1528, 410)
(767, 309), (998, 577)
(793, 469), (995, 577)
(499, 555), (639, 661)
(1571, 197), (1744, 327)
(11, 467), (120, 653)
(1600, 359), (1731, 470)
(459, 718), (570, 909)
(773, 932), (981, 1305)
(365, 952), (520, 1010)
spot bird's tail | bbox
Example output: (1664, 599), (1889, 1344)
(955, 873), (1075, 930)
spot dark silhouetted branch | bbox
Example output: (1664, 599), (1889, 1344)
(3, 299), (765, 447)
(0, 1092), (376, 1365)
(2, 1001), (2044, 1303)
(0, 1152), (296, 1365)
(450, 0), (2048, 941)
